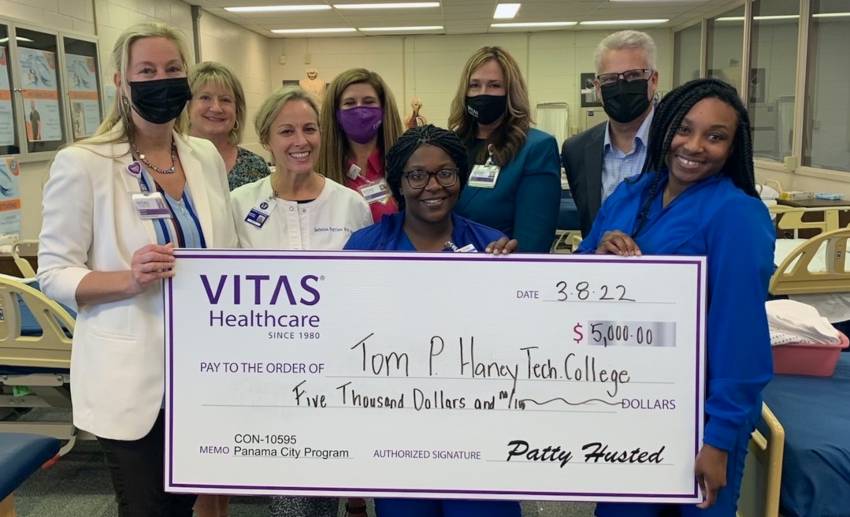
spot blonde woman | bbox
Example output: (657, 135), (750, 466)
(448, 46), (561, 252)
(317, 68), (403, 223)
(188, 61), (271, 191)
(230, 88), (371, 517)
(37, 23), (237, 516)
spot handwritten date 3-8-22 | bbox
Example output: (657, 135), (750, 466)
(554, 281), (635, 302)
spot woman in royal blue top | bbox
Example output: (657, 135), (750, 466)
(344, 125), (519, 517)
(580, 79), (774, 517)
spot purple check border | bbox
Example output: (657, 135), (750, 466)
(164, 250), (705, 502)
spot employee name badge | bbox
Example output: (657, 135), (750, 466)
(359, 179), (391, 204)
(132, 192), (171, 220)
(445, 241), (478, 253)
(245, 198), (275, 228)
(469, 148), (500, 189)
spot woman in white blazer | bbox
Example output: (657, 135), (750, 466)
(37, 23), (237, 517)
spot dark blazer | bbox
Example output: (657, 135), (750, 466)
(560, 122), (606, 237)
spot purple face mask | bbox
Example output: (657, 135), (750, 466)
(336, 106), (384, 144)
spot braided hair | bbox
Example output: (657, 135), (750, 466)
(385, 124), (470, 210)
(632, 78), (758, 236)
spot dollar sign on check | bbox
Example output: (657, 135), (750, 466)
(573, 323), (583, 344)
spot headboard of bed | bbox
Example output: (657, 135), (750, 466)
(775, 206), (850, 238)
(0, 274), (73, 369)
(770, 228), (850, 296)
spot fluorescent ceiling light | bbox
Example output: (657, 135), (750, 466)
(813, 12), (850, 18)
(718, 13), (850, 22)
(491, 21), (576, 28)
(751, 14), (798, 20)
(226, 5), (332, 13)
(359, 25), (443, 31)
(494, 3), (521, 19)
(580, 19), (668, 25)
(333, 2), (439, 9)
(271, 27), (357, 33)
(717, 15), (797, 21)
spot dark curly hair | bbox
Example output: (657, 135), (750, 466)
(385, 125), (470, 210)
(632, 78), (758, 236)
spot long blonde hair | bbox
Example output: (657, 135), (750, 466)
(188, 61), (246, 145)
(317, 68), (403, 184)
(448, 47), (531, 166)
(82, 23), (192, 148)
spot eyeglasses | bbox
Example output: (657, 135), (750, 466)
(595, 68), (654, 87)
(403, 168), (459, 190)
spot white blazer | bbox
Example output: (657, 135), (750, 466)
(37, 130), (238, 440)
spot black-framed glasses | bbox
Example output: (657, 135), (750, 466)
(403, 168), (459, 190)
(595, 68), (654, 87)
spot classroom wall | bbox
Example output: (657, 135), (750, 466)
(268, 28), (675, 135)
(3, 0), (849, 240)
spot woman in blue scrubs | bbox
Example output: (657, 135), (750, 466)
(344, 124), (519, 517)
(345, 124), (515, 256)
(579, 78), (774, 517)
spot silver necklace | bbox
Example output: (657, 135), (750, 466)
(133, 140), (177, 174)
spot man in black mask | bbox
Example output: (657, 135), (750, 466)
(561, 30), (658, 236)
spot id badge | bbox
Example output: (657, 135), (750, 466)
(132, 192), (171, 219)
(245, 207), (270, 228)
(468, 163), (501, 189)
(359, 179), (391, 204)
(245, 199), (274, 228)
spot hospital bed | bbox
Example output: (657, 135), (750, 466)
(758, 354), (850, 516)
(0, 241), (71, 516)
(759, 227), (850, 515)
(0, 241), (78, 452)
(772, 203), (850, 240)
(771, 227), (850, 324)
(737, 405), (784, 517)
(771, 227), (850, 295)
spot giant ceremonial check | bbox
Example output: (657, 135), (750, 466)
(164, 250), (706, 503)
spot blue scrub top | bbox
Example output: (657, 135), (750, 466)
(344, 212), (504, 252)
(579, 171), (775, 452)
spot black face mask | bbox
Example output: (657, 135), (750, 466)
(600, 79), (651, 123)
(466, 95), (507, 125)
(129, 77), (192, 124)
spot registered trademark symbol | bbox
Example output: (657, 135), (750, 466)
(320, 275), (325, 281)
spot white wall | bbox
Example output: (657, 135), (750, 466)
(268, 28), (674, 135)
(197, 10), (271, 156)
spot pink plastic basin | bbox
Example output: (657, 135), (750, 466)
(772, 332), (849, 377)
